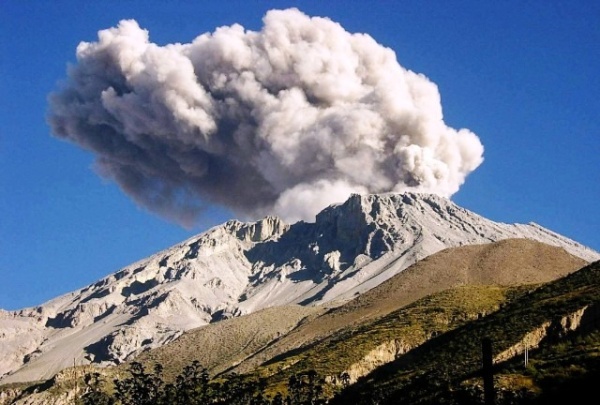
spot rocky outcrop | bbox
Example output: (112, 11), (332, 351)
(0, 366), (104, 405)
(494, 321), (552, 364)
(328, 339), (413, 385)
(0, 388), (21, 405)
(494, 303), (600, 363)
(234, 216), (289, 242)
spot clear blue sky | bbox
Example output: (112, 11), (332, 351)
(1, 1), (599, 310)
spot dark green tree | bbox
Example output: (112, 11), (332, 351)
(113, 362), (164, 405)
(286, 370), (326, 405)
(216, 373), (265, 404)
(271, 392), (285, 405)
(165, 359), (211, 404)
(79, 372), (114, 405)
(339, 372), (351, 389)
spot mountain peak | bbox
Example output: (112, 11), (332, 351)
(316, 192), (439, 228)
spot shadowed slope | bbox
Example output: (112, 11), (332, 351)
(330, 260), (600, 404)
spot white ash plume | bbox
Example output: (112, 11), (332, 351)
(48, 8), (484, 225)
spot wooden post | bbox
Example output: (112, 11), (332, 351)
(482, 338), (495, 405)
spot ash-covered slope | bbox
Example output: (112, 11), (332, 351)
(1, 192), (598, 383)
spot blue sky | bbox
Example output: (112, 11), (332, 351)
(1, 1), (599, 310)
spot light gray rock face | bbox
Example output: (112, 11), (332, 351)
(1, 192), (598, 383)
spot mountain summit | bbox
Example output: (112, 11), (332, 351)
(1, 192), (598, 383)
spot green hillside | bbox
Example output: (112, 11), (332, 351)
(331, 260), (600, 404)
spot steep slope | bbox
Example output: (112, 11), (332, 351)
(330, 259), (600, 404)
(255, 284), (525, 397)
(1, 193), (598, 384)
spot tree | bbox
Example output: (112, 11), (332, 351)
(340, 372), (351, 389)
(286, 370), (326, 405)
(167, 359), (211, 404)
(113, 362), (164, 405)
(79, 372), (114, 405)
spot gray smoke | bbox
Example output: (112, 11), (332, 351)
(48, 8), (484, 225)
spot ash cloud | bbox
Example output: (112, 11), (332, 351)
(48, 8), (484, 225)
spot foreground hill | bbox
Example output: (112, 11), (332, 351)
(330, 259), (600, 404)
(1, 193), (598, 385)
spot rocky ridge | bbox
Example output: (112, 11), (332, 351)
(1, 192), (598, 384)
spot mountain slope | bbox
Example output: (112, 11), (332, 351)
(224, 238), (588, 376)
(330, 259), (600, 404)
(3, 249), (596, 405)
(133, 304), (325, 380)
(1, 192), (598, 384)
(118, 238), (585, 381)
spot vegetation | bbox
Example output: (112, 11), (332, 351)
(77, 361), (329, 405)
(253, 284), (522, 394)
(330, 260), (600, 404)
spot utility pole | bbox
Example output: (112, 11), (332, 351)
(482, 337), (495, 405)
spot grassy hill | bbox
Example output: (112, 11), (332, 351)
(330, 259), (600, 404)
